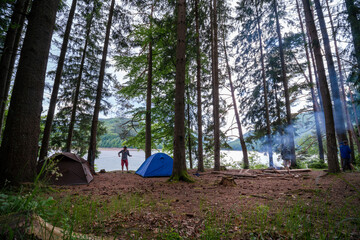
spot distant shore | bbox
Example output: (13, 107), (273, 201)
(99, 148), (141, 151)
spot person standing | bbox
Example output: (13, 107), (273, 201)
(118, 146), (132, 173)
(281, 144), (291, 174)
(340, 141), (352, 172)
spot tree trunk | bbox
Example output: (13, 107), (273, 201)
(195, 0), (204, 172)
(0, 0), (30, 140)
(39, 0), (78, 160)
(186, 85), (193, 169)
(87, 0), (115, 170)
(65, 2), (96, 152)
(0, 0), (30, 138)
(274, 81), (282, 130)
(349, 89), (360, 137)
(325, 0), (360, 155)
(314, 0), (348, 145)
(223, 34), (249, 169)
(212, 0), (221, 171)
(302, 0), (340, 173)
(296, 0), (324, 161)
(0, 0), (60, 185)
(145, 2), (154, 160)
(349, 89), (360, 164)
(345, 0), (360, 67)
(274, 0), (296, 166)
(307, 30), (324, 116)
(170, 0), (192, 182)
(256, 4), (273, 168)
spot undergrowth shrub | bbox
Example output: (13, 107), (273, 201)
(308, 159), (327, 169)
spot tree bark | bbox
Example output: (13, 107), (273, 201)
(212, 0), (220, 171)
(39, 0), (78, 160)
(295, 0), (324, 161)
(87, 0), (115, 170)
(344, 0), (360, 67)
(302, 0), (340, 173)
(0, 0), (60, 185)
(145, 2), (154, 160)
(65, 2), (96, 152)
(349, 89), (360, 138)
(222, 33), (249, 169)
(256, 4), (273, 168)
(0, 0), (30, 140)
(186, 85), (193, 169)
(307, 30), (324, 116)
(170, 0), (192, 182)
(314, 0), (348, 145)
(195, 0), (204, 172)
(0, 0), (30, 138)
(274, 0), (296, 166)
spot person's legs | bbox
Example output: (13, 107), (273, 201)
(342, 158), (346, 171)
(124, 159), (129, 172)
(286, 160), (291, 174)
(121, 160), (125, 172)
(344, 158), (351, 172)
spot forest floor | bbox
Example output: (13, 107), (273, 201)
(44, 169), (360, 239)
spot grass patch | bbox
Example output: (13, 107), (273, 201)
(2, 187), (359, 239)
(44, 192), (156, 235)
(230, 195), (360, 239)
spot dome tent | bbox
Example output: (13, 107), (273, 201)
(38, 152), (93, 185)
(136, 153), (173, 177)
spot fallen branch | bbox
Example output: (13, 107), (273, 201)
(250, 194), (273, 200)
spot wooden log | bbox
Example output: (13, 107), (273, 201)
(222, 173), (257, 178)
(28, 214), (113, 240)
(263, 169), (312, 173)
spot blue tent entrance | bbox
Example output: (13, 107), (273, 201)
(136, 153), (173, 177)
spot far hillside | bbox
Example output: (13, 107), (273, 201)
(100, 112), (316, 150)
(98, 118), (138, 148)
(227, 112), (318, 152)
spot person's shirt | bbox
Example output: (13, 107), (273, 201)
(340, 144), (351, 159)
(118, 150), (131, 160)
(281, 146), (291, 160)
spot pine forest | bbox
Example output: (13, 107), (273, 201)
(0, 0), (360, 238)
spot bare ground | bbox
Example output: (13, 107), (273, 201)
(51, 169), (360, 239)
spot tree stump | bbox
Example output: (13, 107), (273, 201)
(219, 176), (237, 187)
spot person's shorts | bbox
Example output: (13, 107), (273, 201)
(121, 159), (128, 167)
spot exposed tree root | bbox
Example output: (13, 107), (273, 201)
(169, 170), (194, 183)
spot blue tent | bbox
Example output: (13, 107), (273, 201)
(136, 153), (173, 177)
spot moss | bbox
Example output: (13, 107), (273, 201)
(168, 170), (194, 183)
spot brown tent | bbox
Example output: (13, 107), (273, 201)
(38, 152), (93, 185)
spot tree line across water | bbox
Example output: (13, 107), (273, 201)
(0, 0), (359, 184)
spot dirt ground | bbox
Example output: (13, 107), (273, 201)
(53, 169), (360, 239)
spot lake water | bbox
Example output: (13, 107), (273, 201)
(95, 148), (283, 172)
